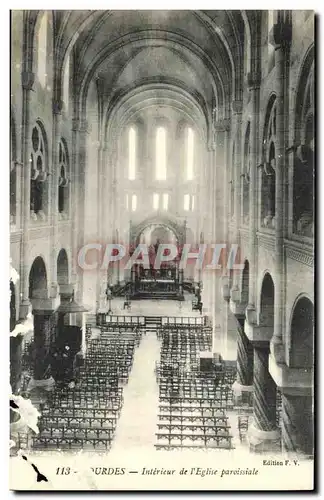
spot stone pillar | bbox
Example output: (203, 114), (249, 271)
(19, 71), (35, 319)
(281, 393), (313, 456)
(50, 99), (63, 294)
(32, 313), (53, 380)
(10, 336), (23, 394)
(73, 118), (90, 325)
(249, 342), (280, 452)
(208, 143), (218, 345)
(71, 118), (81, 281)
(230, 100), (242, 293)
(96, 141), (105, 305)
(232, 316), (254, 405)
(268, 351), (314, 458)
(247, 72), (261, 307)
(27, 297), (60, 393)
(214, 117), (230, 355)
(58, 283), (74, 330)
(245, 309), (281, 452)
(269, 20), (292, 363)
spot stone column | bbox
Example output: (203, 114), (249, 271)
(58, 283), (74, 330)
(268, 351), (314, 457)
(269, 20), (292, 363)
(50, 99), (63, 295)
(248, 341), (280, 452)
(10, 336), (23, 395)
(245, 310), (281, 452)
(232, 315), (254, 405)
(207, 143), (217, 343)
(213, 118), (230, 354)
(247, 72), (261, 307)
(71, 117), (81, 283)
(19, 71), (35, 319)
(27, 297), (60, 393)
(281, 393), (313, 456)
(200, 143), (213, 318)
(230, 100), (242, 293)
(74, 118), (90, 324)
(96, 141), (105, 304)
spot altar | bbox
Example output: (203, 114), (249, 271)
(129, 264), (184, 300)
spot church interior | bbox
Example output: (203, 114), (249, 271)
(10, 10), (314, 459)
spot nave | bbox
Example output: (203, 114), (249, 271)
(12, 310), (250, 455)
(10, 10), (314, 471)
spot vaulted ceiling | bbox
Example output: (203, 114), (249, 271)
(26, 10), (254, 140)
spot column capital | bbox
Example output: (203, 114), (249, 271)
(30, 296), (60, 314)
(72, 117), (80, 132)
(231, 100), (243, 115)
(21, 71), (35, 91)
(244, 306), (273, 344)
(269, 22), (292, 50)
(52, 98), (64, 115)
(221, 275), (231, 302)
(96, 75), (106, 96)
(59, 283), (74, 300)
(214, 118), (231, 133)
(229, 299), (246, 318)
(247, 71), (261, 90)
(80, 119), (92, 135)
(269, 354), (313, 396)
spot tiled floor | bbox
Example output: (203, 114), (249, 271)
(112, 332), (161, 452)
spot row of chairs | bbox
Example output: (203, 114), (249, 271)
(33, 326), (141, 451)
(156, 327), (234, 451)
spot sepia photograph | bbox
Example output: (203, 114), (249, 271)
(9, 8), (315, 491)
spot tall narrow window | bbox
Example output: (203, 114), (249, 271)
(186, 127), (194, 180)
(128, 127), (136, 180)
(163, 193), (169, 211)
(156, 127), (166, 180)
(131, 194), (137, 212)
(184, 194), (190, 211)
(38, 12), (48, 88)
(63, 55), (70, 111)
(191, 195), (195, 211)
(30, 122), (48, 219)
(58, 139), (69, 215)
(153, 193), (159, 210)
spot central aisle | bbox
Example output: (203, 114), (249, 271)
(111, 331), (161, 452)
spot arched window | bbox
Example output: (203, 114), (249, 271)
(184, 194), (195, 212)
(128, 127), (136, 180)
(156, 127), (166, 180)
(131, 194), (137, 212)
(30, 122), (48, 220)
(261, 98), (277, 228)
(58, 139), (69, 216)
(290, 297), (313, 369)
(163, 193), (169, 211)
(153, 193), (159, 210)
(293, 54), (314, 237)
(63, 55), (70, 111)
(37, 12), (48, 88)
(186, 127), (194, 180)
(242, 122), (251, 224)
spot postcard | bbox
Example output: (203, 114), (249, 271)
(9, 9), (314, 491)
